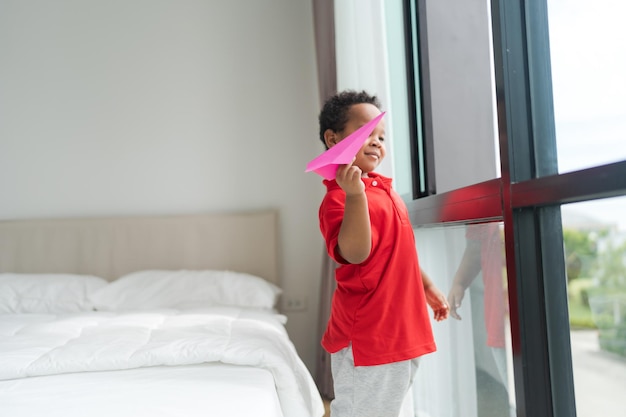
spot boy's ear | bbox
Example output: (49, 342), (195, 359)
(324, 129), (338, 148)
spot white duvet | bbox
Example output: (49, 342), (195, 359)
(0, 307), (325, 417)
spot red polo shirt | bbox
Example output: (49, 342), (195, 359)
(319, 172), (436, 366)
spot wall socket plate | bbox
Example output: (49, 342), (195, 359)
(282, 295), (307, 312)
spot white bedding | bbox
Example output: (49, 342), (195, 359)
(0, 364), (284, 417)
(0, 307), (325, 417)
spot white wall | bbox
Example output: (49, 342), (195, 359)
(0, 0), (325, 371)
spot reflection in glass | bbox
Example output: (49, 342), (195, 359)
(547, 0), (626, 173)
(410, 222), (515, 417)
(562, 197), (626, 416)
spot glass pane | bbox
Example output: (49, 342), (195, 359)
(562, 197), (626, 416)
(548, 0), (626, 173)
(384, 0), (414, 198)
(387, 0), (501, 199)
(417, 0), (500, 194)
(410, 222), (515, 417)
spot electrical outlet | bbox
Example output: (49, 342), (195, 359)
(282, 295), (307, 312)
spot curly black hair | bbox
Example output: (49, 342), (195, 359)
(318, 90), (382, 149)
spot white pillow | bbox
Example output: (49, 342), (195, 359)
(89, 270), (282, 311)
(0, 273), (109, 314)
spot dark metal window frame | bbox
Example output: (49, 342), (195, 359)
(403, 0), (436, 199)
(403, 0), (626, 416)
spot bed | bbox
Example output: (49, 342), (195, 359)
(0, 210), (325, 417)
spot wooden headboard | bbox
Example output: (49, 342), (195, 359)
(0, 210), (279, 284)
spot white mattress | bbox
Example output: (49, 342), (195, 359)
(0, 363), (283, 417)
(0, 307), (325, 417)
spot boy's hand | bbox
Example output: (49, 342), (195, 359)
(447, 283), (466, 320)
(335, 159), (365, 196)
(424, 284), (450, 322)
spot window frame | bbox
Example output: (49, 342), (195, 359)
(403, 0), (436, 199)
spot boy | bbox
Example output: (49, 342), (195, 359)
(317, 90), (449, 417)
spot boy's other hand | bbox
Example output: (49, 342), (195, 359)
(336, 159), (365, 196)
(424, 284), (450, 322)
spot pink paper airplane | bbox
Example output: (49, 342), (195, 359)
(305, 111), (386, 180)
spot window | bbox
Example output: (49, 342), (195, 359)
(395, 0), (502, 201)
(548, 0), (626, 174)
(400, 0), (626, 415)
(386, 0), (433, 199)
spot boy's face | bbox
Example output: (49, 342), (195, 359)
(324, 103), (386, 176)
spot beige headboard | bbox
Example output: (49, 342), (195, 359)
(0, 210), (279, 284)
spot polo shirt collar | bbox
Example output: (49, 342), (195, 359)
(323, 172), (393, 191)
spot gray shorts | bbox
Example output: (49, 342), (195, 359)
(330, 345), (420, 417)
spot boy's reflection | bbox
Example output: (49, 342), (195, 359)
(448, 222), (511, 416)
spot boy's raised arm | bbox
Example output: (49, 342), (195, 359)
(335, 162), (372, 264)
